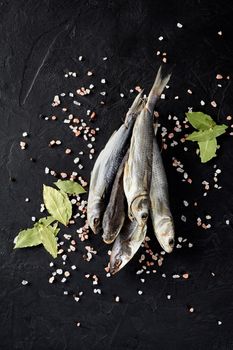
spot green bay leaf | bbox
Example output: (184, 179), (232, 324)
(52, 222), (60, 237)
(54, 180), (86, 195)
(43, 185), (72, 226)
(212, 124), (227, 138)
(14, 228), (41, 249)
(186, 129), (216, 142)
(35, 216), (55, 227)
(187, 123), (227, 142)
(186, 112), (216, 130)
(198, 138), (217, 163)
(39, 225), (58, 258)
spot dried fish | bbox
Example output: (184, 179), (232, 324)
(150, 125), (175, 253)
(102, 151), (129, 244)
(124, 66), (171, 227)
(110, 218), (147, 274)
(87, 91), (145, 233)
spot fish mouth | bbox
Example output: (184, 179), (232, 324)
(102, 228), (121, 244)
(92, 225), (101, 235)
(158, 237), (175, 253)
(102, 236), (115, 244)
(110, 257), (122, 275)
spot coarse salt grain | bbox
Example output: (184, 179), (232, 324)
(177, 22), (183, 28)
(21, 280), (28, 285)
(211, 101), (217, 108)
(181, 215), (186, 222)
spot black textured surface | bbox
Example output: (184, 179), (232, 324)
(1, 1), (233, 349)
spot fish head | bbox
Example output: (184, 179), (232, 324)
(87, 202), (103, 234)
(102, 219), (121, 244)
(154, 216), (175, 253)
(110, 221), (147, 274)
(131, 196), (149, 226)
(110, 238), (132, 274)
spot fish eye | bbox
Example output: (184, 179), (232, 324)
(115, 258), (122, 268)
(94, 218), (99, 225)
(141, 212), (148, 220)
(168, 238), (174, 247)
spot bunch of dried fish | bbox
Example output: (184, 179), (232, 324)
(87, 66), (175, 274)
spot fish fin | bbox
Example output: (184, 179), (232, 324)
(146, 66), (171, 113)
(153, 123), (159, 136)
(143, 170), (149, 188)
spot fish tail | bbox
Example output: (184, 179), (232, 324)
(146, 66), (171, 113)
(125, 90), (145, 126)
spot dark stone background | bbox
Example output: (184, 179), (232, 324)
(1, 0), (233, 349)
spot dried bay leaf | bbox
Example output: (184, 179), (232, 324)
(39, 225), (58, 258)
(186, 112), (216, 130)
(43, 185), (72, 226)
(54, 179), (86, 195)
(14, 228), (41, 249)
(198, 139), (217, 163)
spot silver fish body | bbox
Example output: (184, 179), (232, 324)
(150, 125), (175, 253)
(124, 66), (171, 227)
(110, 218), (147, 274)
(87, 91), (145, 233)
(123, 107), (153, 227)
(102, 151), (129, 244)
